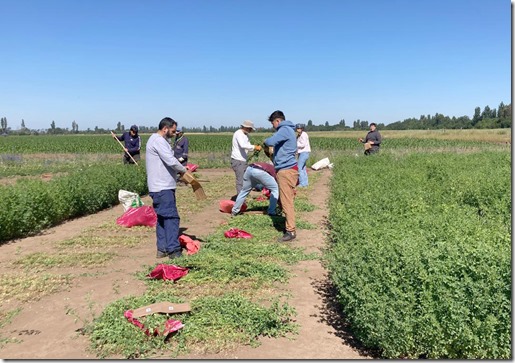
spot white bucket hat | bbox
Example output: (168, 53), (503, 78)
(240, 120), (256, 131)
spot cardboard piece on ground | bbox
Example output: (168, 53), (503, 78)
(132, 302), (191, 318)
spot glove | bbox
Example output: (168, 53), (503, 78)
(178, 157), (185, 162)
(254, 145), (262, 151)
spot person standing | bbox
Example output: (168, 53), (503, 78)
(359, 122), (382, 155)
(295, 124), (311, 187)
(264, 110), (298, 242)
(146, 117), (187, 259)
(173, 127), (189, 167)
(230, 120), (261, 199)
(112, 125), (141, 164)
(231, 162), (279, 217)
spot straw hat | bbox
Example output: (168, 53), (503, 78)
(241, 120), (256, 130)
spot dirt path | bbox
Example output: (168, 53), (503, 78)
(0, 168), (371, 359)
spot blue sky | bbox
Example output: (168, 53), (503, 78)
(0, 0), (511, 131)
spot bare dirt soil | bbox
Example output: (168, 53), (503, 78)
(0, 168), (373, 359)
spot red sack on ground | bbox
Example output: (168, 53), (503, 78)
(224, 228), (253, 239)
(124, 309), (184, 337)
(179, 235), (201, 255)
(186, 163), (198, 172)
(116, 206), (157, 227)
(148, 264), (188, 281)
(219, 200), (247, 213)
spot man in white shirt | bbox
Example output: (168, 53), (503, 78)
(146, 117), (187, 259)
(230, 120), (261, 199)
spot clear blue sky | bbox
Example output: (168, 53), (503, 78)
(0, 0), (511, 131)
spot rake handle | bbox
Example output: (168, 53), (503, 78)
(111, 131), (139, 166)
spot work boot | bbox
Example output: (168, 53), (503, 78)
(156, 250), (169, 258)
(168, 250), (183, 259)
(278, 231), (296, 242)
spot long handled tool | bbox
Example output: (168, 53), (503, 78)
(180, 170), (207, 200)
(111, 131), (139, 165)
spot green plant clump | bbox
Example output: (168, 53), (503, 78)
(326, 151), (511, 359)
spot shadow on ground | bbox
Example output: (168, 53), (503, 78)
(311, 277), (382, 359)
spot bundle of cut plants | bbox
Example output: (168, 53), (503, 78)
(180, 171), (207, 200)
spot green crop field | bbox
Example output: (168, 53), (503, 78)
(0, 129), (511, 358)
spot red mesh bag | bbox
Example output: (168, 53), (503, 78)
(116, 206), (157, 227)
(148, 264), (188, 281)
(224, 228), (253, 239)
(186, 163), (198, 172)
(179, 235), (201, 255)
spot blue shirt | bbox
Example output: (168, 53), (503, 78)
(264, 120), (297, 171)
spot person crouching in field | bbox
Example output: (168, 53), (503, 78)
(112, 125), (141, 164)
(231, 162), (279, 217)
(359, 122), (382, 155)
(146, 117), (187, 259)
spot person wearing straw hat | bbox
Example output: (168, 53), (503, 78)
(358, 122), (382, 155)
(146, 117), (187, 259)
(112, 125), (141, 164)
(230, 120), (261, 199)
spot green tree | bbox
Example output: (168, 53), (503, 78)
(50, 120), (56, 134)
(472, 107), (481, 125)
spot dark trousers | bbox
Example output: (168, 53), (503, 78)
(149, 189), (181, 253)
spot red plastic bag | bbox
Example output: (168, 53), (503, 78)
(186, 163), (198, 172)
(124, 309), (184, 337)
(224, 228), (252, 239)
(148, 264), (188, 281)
(219, 200), (247, 214)
(262, 188), (271, 198)
(116, 206), (157, 227)
(179, 235), (201, 255)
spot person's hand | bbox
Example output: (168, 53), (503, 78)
(369, 141), (374, 145)
(255, 145), (262, 151)
(358, 138), (363, 142)
(124, 147), (128, 152)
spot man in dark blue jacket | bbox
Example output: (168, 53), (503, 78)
(264, 110), (299, 242)
(113, 125), (141, 164)
(172, 127), (189, 167)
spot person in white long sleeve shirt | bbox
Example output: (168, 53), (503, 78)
(146, 117), (187, 259)
(296, 124), (311, 187)
(230, 120), (260, 199)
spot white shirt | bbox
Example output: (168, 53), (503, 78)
(231, 129), (255, 161)
(297, 131), (311, 153)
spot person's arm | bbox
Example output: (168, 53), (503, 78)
(156, 138), (187, 173)
(264, 128), (288, 147)
(374, 132), (382, 145)
(182, 138), (189, 160)
(237, 132), (256, 152)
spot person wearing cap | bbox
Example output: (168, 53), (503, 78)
(172, 127), (189, 167)
(112, 125), (141, 164)
(146, 117), (187, 259)
(358, 122), (382, 155)
(264, 110), (299, 242)
(295, 124), (311, 187)
(230, 120), (261, 198)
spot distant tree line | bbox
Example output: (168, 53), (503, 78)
(1, 102), (510, 135)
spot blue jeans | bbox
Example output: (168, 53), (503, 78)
(297, 152), (310, 187)
(232, 166), (279, 215)
(149, 189), (181, 253)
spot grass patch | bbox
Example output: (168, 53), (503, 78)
(0, 273), (72, 302)
(89, 292), (297, 358)
(59, 234), (144, 249)
(14, 252), (115, 269)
